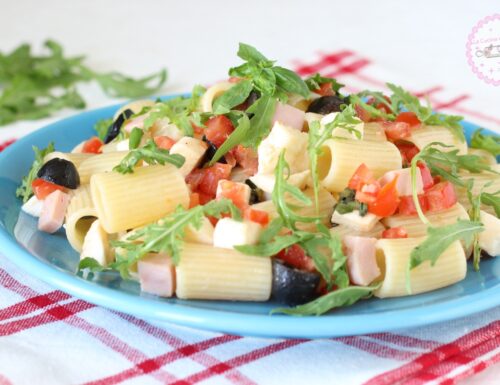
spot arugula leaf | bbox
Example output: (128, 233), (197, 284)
(349, 94), (395, 121)
(307, 105), (361, 208)
(110, 199), (240, 277)
(212, 79), (253, 114)
(209, 113), (249, 165)
(467, 181), (485, 270)
(113, 139), (185, 174)
(386, 83), (465, 142)
(235, 232), (312, 257)
(409, 220), (483, 269)
(273, 150), (319, 230)
(78, 257), (106, 272)
(128, 127), (144, 149)
(272, 284), (379, 316)
(94, 118), (112, 141)
(228, 43), (309, 100)
(305, 73), (344, 94)
(0, 40), (167, 125)
(481, 191), (500, 217)
(16, 142), (55, 202)
(142, 96), (196, 136)
(471, 128), (500, 157)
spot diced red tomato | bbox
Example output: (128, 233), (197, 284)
(230, 145), (258, 176)
(276, 244), (315, 272)
(355, 104), (372, 123)
(396, 141), (420, 165)
(383, 121), (411, 141)
(189, 193), (200, 208)
(417, 162), (434, 190)
(382, 227), (408, 239)
(190, 121), (205, 139)
(186, 163), (233, 198)
(205, 115), (235, 147)
(398, 195), (428, 215)
(425, 181), (457, 212)
(368, 176), (400, 217)
(348, 164), (377, 191)
(368, 95), (392, 114)
(244, 208), (270, 226)
(31, 178), (66, 200)
(154, 136), (176, 150)
(82, 136), (103, 154)
(355, 190), (378, 204)
(395, 111), (421, 128)
(314, 82), (335, 96)
(198, 192), (213, 205)
(217, 180), (249, 211)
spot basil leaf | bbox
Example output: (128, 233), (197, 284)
(272, 284), (379, 316)
(208, 113), (250, 165)
(212, 80), (253, 114)
(241, 95), (277, 147)
(237, 43), (268, 63)
(273, 66), (310, 98)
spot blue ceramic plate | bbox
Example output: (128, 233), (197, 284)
(0, 98), (499, 339)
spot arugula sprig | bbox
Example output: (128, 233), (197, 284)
(386, 83), (465, 142)
(0, 40), (167, 125)
(79, 199), (241, 278)
(307, 104), (361, 209)
(470, 128), (500, 157)
(16, 142), (55, 202)
(410, 142), (500, 224)
(305, 73), (344, 94)
(113, 139), (185, 174)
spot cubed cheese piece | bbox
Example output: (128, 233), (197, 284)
(478, 210), (500, 256)
(101, 139), (130, 153)
(271, 102), (306, 131)
(152, 118), (184, 141)
(321, 113), (364, 140)
(80, 219), (110, 266)
(184, 217), (214, 245)
(213, 218), (262, 249)
(22, 195), (44, 217)
(257, 121), (309, 174)
(344, 236), (381, 286)
(379, 168), (423, 197)
(331, 210), (380, 232)
(216, 180), (251, 206)
(250, 170), (310, 193)
(170, 137), (208, 176)
(138, 253), (175, 297)
(38, 190), (71, 234)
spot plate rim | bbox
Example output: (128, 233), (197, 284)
(1, 100), (499, 339)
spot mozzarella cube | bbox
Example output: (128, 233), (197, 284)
(184, 217), (214, 245)
(250, 170), (310, 193)
(257, 121), (309, 174)
(216, 180), (251, 204)
(331, 210), (380, 232)
(80, 220), (111, 266)
(379, 168), (423, 196)
(169, 136), (208, 176)
(22, 195), (44, 217)
(213, 218), (263, 249)
(102, 139), (130, 153)
(478, 210), (500, 256)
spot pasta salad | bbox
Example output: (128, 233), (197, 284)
(16, 44), (500, 315)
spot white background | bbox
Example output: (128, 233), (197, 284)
(0, 0), (498, 383)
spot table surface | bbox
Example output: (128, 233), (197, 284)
(0, 1), (499, 384)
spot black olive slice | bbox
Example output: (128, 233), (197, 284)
(200, 136), (227, 166)
(104, 108), (134, 144)
(245, 179), (264, 204)
(306, 95), (349, 115)
(37, 158), (80, 189)
(271, 260), (320, 306)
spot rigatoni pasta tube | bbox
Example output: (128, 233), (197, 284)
(455, 170), (500, 216)
(382, 204), (469, 238)
(78, 151), (129, 184)
(176, 243), (272, 301)
(251, 188), (336, 231)
(408, 125), (467, 154)
(65, 184), (97, 252)
(362, 123), (387, 142)
(330, 221), (386, 239)
(91, 165), (189, 233)
(375, 237), (466, 298)
(317, 138), (402, 192)
(44, 151), (93, 169)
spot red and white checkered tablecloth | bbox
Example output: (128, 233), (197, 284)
(1, 48), (499, 385)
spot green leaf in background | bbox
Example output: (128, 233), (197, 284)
(470, 128), (500, 157)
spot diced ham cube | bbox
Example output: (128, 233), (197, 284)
(379, 168), (423, 197)
(138, 254), (176, 297)
(122, 114), (148, 133)
(271, 102), (305, 131)
(38, 190), (70, 234)
(343, 235), (381, 286)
